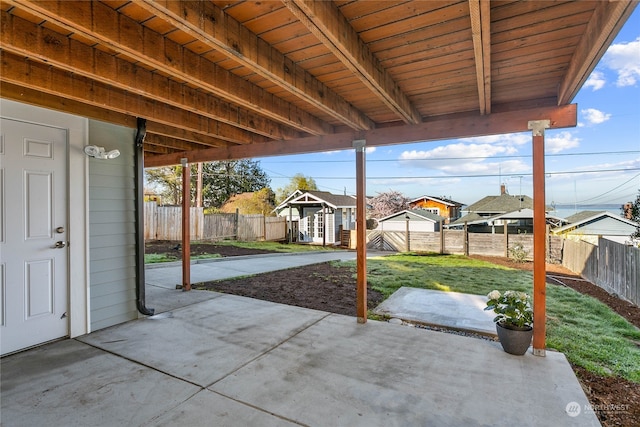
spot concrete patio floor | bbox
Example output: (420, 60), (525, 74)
(1, 293), (599, 426)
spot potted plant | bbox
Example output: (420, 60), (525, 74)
(485, 290), (533, 355)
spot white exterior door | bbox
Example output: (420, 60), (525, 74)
(1, 118), (69, 355)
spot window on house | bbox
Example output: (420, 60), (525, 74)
(424, 208), (439, 215)
(317, 211), (324, 238)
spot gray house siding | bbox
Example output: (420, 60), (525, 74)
(88, 120), (137, 331)
(566, 217), (636, 236)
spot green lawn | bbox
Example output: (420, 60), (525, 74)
(144, 240), (338, 263)
(340, 253), (640, 383)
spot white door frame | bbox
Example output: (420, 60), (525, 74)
(1, 99), (89, 343)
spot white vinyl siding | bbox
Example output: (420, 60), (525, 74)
(88, 120), (137, 331)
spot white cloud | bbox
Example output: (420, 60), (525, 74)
(581, 108), (611, 125)
(603, 37), (640, 87)
(366, 146), (376, 154)
(545, 131), (580, 154)
(584, 70), (606, 90)
(399, 142), (529, 175)
(459, 132), (529, 147)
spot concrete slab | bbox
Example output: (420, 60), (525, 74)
(211, 314), (599, 426)
(79, 294), (329, 387)
(373, 287), (497, 336)
(145, 285), (222, 314)
(0, 340), (199, 427)
(2, 292), (599, 427)
(150, 389), (300, 426)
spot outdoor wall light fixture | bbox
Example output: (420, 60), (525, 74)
(84, 145), (120, 160)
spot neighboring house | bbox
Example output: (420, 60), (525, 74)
(409, 196), (464, 224)
(274, 190), (357, 244)
(1, 99), (148, 356)
(552, 211), (639, 245)
(447, 185), (556, 233)
(376, 209), (445, 232)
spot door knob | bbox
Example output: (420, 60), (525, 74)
(54, 241), (66, 249)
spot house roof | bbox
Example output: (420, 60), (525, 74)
(553, 211), (639, 235)
(464, 194), (537, 214)
(448, 208), (565, 227)
(276, 190), (356, 210)
(379, 209), (445, 223)
(409, 196), (464, 207)
(2, 1), (634, 166)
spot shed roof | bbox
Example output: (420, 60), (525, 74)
(379, 209), (445, 223)
(278, 190), (356, 210)
(2, 1), (634, 164)
(553, 211), (639, 235)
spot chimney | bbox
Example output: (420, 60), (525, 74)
(500, 184), (507, 195)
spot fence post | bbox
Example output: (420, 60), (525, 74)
(263, 214), (267, 241)
(439, 220), (444, 254)
(405, 215), (410, 252)
(463, 222), (469, 256)
(235, 208), (239, 240)
(504, 222), (508, 258)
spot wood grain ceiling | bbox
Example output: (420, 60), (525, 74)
(0, 0), (636, 166)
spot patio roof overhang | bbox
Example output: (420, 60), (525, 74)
(2, 0), (636, 356)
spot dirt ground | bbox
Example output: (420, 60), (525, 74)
(146, 241), (639, 426)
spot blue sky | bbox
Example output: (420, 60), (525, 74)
(260, 8), (640, 211)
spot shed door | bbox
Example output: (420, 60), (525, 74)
(1, 118), (69, 355)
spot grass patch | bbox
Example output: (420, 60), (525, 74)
(340, 253), (640, 382)
(144, 253), (178, 264)
(202, 240), (338, 252)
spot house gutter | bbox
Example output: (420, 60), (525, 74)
(134, 118), (154, 316)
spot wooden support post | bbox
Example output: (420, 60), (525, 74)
(529, 120), (550, 356)
(181, 158), (191, 292)
(354, 139), (367, 323)
(288, 204), (292, 243)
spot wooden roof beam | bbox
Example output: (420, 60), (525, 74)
(145, 104), (577, 167)
(469, 0), (491, 114)
(135, 0), (374, 131)
(0, 52), (255, 145)
(283, 0), (422, 125)
(5, 0), (332, 136)
(558, 0), (637, 104)
(0, 11), (300, 142)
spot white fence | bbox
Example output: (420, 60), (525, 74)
(144, 202), (286, 242)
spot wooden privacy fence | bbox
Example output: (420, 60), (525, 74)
(365, 229), (563, 263)
(562, 238), (639, 306)
(144, 202), (286, 242)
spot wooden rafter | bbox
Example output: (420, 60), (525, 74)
(5, 0), (333, 136)
(557, 0), (635, 104)
(0, 11), (299, 142)
(283, 0), (422, 125)
(469, 0), (491, 114)
(145, 104), (578, 167)
(0, 53), (257, 145)
(135, 0), (374, 131)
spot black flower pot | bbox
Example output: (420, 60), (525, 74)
(496, 322), (533, 355)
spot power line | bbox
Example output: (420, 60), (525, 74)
(260, 150), (640, 164)
(270, 167), (640, 180)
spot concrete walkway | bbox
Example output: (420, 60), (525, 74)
(145, 250), (383, 313)
(1, 293), (599, 426)
(373, 287), (498, 336)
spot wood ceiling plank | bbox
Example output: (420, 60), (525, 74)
(285, 0), (422, 125)
(0, 11), (301, 142)
(144, 104), (577, 167)
(7, 0), (332, 135)
(135, 0), (373, 131)
(558, 0), (637, 104)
